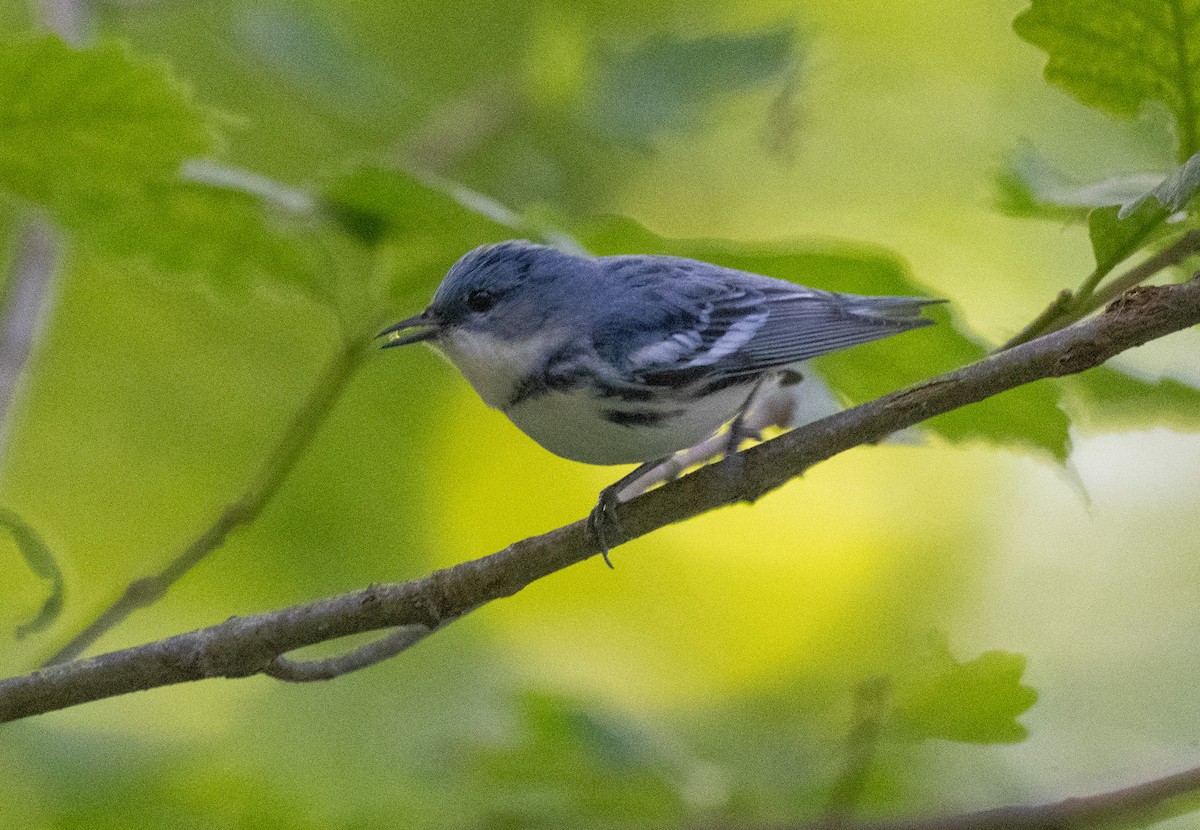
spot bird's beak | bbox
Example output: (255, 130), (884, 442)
(377, 311), (441, 348)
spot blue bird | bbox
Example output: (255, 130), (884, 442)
(381, 240), (939, 564)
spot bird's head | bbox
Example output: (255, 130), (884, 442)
(378, 240), (584, 348)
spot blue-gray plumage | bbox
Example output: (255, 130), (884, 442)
(380, 240), (940, 562)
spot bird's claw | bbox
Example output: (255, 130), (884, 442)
(587, 487), (622, 568)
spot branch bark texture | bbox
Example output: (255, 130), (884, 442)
(2, 278), (1199, 724)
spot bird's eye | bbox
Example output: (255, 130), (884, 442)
(466, 288), (498, 313)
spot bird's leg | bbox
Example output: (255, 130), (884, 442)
(724, 375), (771, 459)
(588, 456), (672, 568)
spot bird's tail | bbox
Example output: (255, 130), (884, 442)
(842, 295), (945, 328)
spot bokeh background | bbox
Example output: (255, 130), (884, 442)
(2, 0), (1200, 827)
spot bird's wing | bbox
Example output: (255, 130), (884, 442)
(591, 257), (937, 389)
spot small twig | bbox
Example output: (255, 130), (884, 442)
(265, 624), (435, 682)
(824, 678), (891, 822)
(1001, 229), (1200, 350)
(181, 160), (318, 215)
(3, 276), (1198, 723)
(42, 335), (371, 666)
(0, 218), (61, 476)
(1086, 229), (1200, 309)
(999, 288), (1074, 352)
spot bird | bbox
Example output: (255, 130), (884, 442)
(379, 240), (940, 565)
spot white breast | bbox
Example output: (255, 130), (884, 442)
(435, 328), (556, 409)
(435, 326), (757, 466)
(505, 382), (752, 466)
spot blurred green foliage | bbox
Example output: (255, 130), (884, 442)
(1, 0), (1200, 828)
(1015, 0), (1200, 160)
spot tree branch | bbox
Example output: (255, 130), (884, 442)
(2, 276), (1199, 724)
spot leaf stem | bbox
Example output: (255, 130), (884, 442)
(1001, 229), (1200, 350)
(41, 333), (371, 666)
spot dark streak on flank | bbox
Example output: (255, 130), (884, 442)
(595, 383), (656, 402)
(603, 409), (685, 428)
(507, 346), (595, 409)
(696, 374), (755, 395)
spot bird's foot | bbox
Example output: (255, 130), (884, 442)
(586, 485), (622, 568)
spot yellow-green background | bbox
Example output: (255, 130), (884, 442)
(2, 0), (1199, 827)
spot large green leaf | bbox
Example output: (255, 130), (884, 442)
(579, 216), (1070, 458)
(0, 38), (336, 299)
(0, 36), (216, 208)
(1014, 0), (1200, 159)
(64, 173), (333, 299)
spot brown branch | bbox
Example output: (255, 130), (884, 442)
(263, 624), (435, 682)
(2, 277), (1199, 724)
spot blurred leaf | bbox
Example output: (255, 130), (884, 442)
(0, 507), (63, 639)
(453, 23), (803, 213)
(1119, 149), (1200, 217)
(321, 166), (511, 247)
(233, 4), (397, 120)
(0, 38), (335, 300)
(1083, 147), (1200, 274)
(467, 692), (684, 828)
(892, 639), (1037, 744)
(0, 36), (217, 208)
(319, 166), (515, 300)
(996, 143), (1163, 220)
(583, 27), (799, 146)
(1059, 365), (1200, 431)
(63, 175), (332, 299)
(579, 216), (1070, 458)
(1014, 0), (1200, 158)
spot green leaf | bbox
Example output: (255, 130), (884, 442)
(0, 36), (217, 209)
(891, 639), (1038, 744)
(318, 166), (515, 299)
(579, 216), (1070, 458)
(0, 508), (64, 639)
(1014, 0), (1200, 159)
(63, 175), (332, 299)
(1059, 365), (1200, 431)
(1085, 151), (1200, 274)
(0, 39), (335, 299)
(1088, 200), (1171, 274)
(321, 167), (513, 247)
